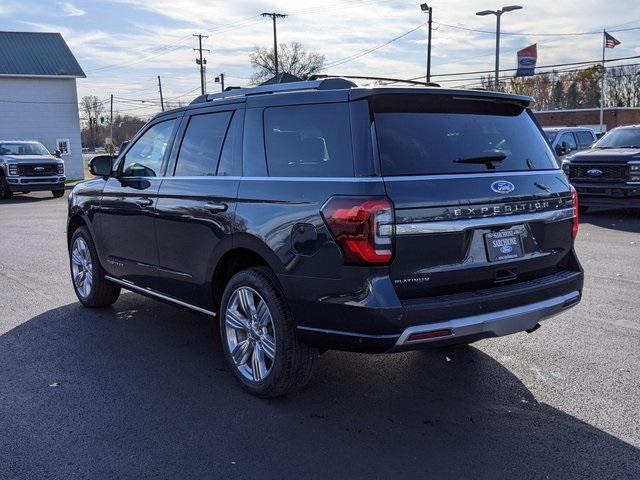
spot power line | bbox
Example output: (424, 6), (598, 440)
(324, 22), (426, 69)
(433, 21), (640, 37)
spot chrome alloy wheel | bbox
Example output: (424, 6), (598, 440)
(71, 237), (93, 298)
(225, 286), (276, 382)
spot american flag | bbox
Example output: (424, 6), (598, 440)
(605, 32), (621, 48)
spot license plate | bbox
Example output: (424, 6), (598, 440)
(485, 229), (524, 262)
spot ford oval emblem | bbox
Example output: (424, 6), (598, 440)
(500, 245), (513, 254)
(491, 180), (515, 194)
(587, 168), (603, 177)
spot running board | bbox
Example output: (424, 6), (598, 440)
(104, 275), (216, 316)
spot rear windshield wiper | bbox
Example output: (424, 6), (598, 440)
(453, 153), (507, 170)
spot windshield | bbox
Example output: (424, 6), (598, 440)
(373, 94), (557, 175)
(545, 130), (558, 142)
(0, 142), (50, 156)
(594, 128), (640, 149)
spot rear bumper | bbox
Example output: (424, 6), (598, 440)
(289, 267), (583, 353)
(389, 290), (580, 352)
(573, 182), (640, 207)
(6, 175), (66, 192)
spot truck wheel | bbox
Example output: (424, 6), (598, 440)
(52, 190), (65, 198)
(70, 226), (121, 307)
(219, 267), (318, 398)
(0, 175), (13, 199)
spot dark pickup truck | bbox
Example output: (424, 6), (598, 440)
(0, 141), (65, 199)
(562, 125), (640, 210)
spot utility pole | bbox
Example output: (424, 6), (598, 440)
(420, 4), (433, 83)
(193, 33), (210, 95)
(158, 75), (165, 112)
(600, 29), (606, 130)
(215, 73), (225, 92)
(261, 12), (287, 79)
(109, 94), (113, 153)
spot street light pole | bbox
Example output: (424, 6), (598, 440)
(420, 3), (433, 83)
(476, 5), (523, 91)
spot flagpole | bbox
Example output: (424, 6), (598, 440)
(600, 29), (606, 131)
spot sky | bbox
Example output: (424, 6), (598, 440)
(1, 0), (639, 118)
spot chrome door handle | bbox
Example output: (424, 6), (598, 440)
(135, 198), (153, 207)
(205, 202), (228, 213)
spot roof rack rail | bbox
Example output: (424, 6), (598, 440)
(311, 74), (440, 87)
(190, 77), (358, 105)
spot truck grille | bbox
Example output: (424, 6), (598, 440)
(16, 164), (58, 177)
(569, 164), (628, 182)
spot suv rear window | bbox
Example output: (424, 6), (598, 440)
(264, 103), (353, 177)
(373, 94), (557, 176)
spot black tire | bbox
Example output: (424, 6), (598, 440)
(219, 267), (318, 398)
(69, 226), (121, 308)
(0, 175), (13, 199)
(52, 189), (65, 198)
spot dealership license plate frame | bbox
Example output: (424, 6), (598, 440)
(484, 227), (525, 262)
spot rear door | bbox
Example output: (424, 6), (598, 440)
(153, 106), (244, 309)
(371, 93), (575, 300)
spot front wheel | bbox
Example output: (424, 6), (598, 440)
(70, 226), (121, 307)
(52, 189), (64, 198)
(219, 267), (317, 398)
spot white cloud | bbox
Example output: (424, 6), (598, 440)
(59, 1), (85, 17)
(19, 0), (636, 108)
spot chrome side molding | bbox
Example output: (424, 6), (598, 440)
(104, 275), (216, 316)
(395, 207), (574, 235)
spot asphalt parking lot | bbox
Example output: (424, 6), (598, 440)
(1, 191), (638, 479)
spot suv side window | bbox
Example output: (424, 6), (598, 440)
(121, 119), (176, 177)
(263, 103), (353, 177)
(576, 131), (595, 148)
(174, 111), (232, 176)
(217, 110), (244, 176)
(558, 132), (578, 154)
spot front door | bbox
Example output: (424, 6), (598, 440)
(94, 117), (178, 287)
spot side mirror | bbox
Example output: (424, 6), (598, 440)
(89, 155), (113, 178)
(555, 142), (568, 156)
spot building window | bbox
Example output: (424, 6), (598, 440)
(56, 138), (70, 156)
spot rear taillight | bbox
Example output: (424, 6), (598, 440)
(321, 196), (394, 265)
(571, 185), (579, 238)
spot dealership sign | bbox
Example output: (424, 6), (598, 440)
(516, 44), (537, 77)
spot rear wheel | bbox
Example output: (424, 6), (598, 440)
(0, 175), (13, 199)
(219, 267), (317, 397)
(52, 190), (64, 198)
(70, 226), (120, 307)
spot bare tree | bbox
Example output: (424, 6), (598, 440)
(607, 65), (640, 107)
(249, 42), (325, 84)
(79, 95), (104, 122)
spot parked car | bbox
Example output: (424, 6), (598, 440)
(562, 124), (640, 210)
(0, 141), (65, 199)
(543, 127), (597, 162)
(67, 79), (583, 397)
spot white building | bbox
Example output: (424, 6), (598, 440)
(0, 31), (85, 179)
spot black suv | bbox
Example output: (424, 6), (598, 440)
(562, 125), (640, 209)
(67, 79), (583, 397)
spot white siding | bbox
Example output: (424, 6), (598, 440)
(0, 77), (83, 179)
